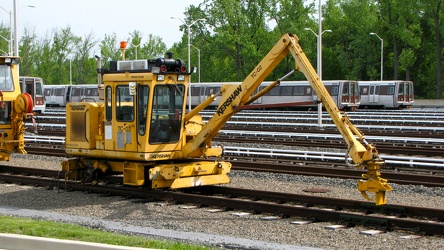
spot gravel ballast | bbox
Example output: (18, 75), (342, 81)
(0, 153), (443, 249)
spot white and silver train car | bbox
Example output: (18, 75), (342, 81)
(190, 80), (360, 110)
(358, 81), (414, 109)
(44, 84), (102, 107)
(19, 76), (46, 114)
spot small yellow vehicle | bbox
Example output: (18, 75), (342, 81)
(63, 34), (392, 205)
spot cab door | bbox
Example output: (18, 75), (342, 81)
(104, 84), (138, 152)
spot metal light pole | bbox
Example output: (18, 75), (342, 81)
(370, 32), (383, 81)
(15, 3), (36, 56)
(171, 17), (206, 111)
(190, 44), (201, 83)
(2, 2), (35, 56)
(304, 0), (331, 126)
(0, 6), (13, 54)
(69, 57), (72, 85)
(303, 27), (332, 77)
(304, 25), (331, 127)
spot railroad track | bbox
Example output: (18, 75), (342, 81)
(0, 166), (442, 236)
(215, 136), (444, 157)
(15, 142), (444, 189)
(26, 127), (444, 157)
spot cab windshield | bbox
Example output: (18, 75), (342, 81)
(149, 84), (185, 144)
(0, 65), (15, 91)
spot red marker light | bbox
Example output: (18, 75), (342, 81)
(160, 65), (167, 72)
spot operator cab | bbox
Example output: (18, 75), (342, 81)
(100, 52), (189, 156)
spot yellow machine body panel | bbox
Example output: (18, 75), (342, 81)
(0, 56), (33, 161)
(63, 55), (230, 187)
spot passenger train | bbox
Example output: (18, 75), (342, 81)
(44, 84), (101, 107)
(43, 80), (414, 110)
(358, 81), (414, 109)
(190, 80), (360, 110)
(19, 76), (46, 114)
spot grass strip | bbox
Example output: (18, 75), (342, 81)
(0, 215), (212, 250)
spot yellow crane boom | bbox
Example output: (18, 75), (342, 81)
(182, 33), (392, 205)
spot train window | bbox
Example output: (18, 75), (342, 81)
(72, 87), (81, 96)
(0, 65), (14, 91)
(281, 86), (292, 95)
(398, 84), (404, 94)
(44, 89), (52, 96)
(362, 87), (368, 95)
(25, 80), (34, 96)
(354, 84), (359, 96)
(137, 85), (149, 135)
(269, 86), (280, 96)
(105, 86), (112, 121)
(55, 88), (65, 96)
(293, 86), (305, 96)
(86, 88), (99, 96)
(116, 85), (134, 122)
(386, 86), (393, 95)
(149, 84), (185, 144)
(191, 85), (200, 96)
(330, 86), (339, 95)
(342, 84), (349, 95)
(35, 80), (43, 95)
(207, 87), (218, 95)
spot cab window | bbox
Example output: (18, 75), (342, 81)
(0, 65), (14, 91)
(116, 85), (134, 121)
(138, 85), (149, 135)
(149, 84), (185, 144)
(105, 86), (112, 121)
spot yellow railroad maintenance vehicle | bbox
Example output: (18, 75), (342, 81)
(0, 55), (34, 160)
(62, 34), (392, 205)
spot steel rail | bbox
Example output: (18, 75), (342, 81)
(0, 171), (442, 236)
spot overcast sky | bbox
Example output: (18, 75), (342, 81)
(1, 0), (204, 49)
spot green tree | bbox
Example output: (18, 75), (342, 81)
(71, 32), (98, 84)
(0, 23), (11, 55)
(267, 0), (316, 80)
(18, 27), (38, 77)
(421, 0), (444, 98)
(323, 0), (379, 80)
(194, 0), (273, 81)
(140, 34), (167, 59)
(100, 33), (121, 65)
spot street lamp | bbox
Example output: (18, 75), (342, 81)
(370, 32), (383, 81)
(14, 3), (36, 56)
(304, 25), (332, 127)
(190, 44), (200, 83)
(0, 5), (13, 54)
(1, 3), (35, 56)
(303, 28), (332, 79)
(171, 16), (206, 111)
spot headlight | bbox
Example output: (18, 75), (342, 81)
(157, 75), (165, 81)
(178, 75), (185, 81)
